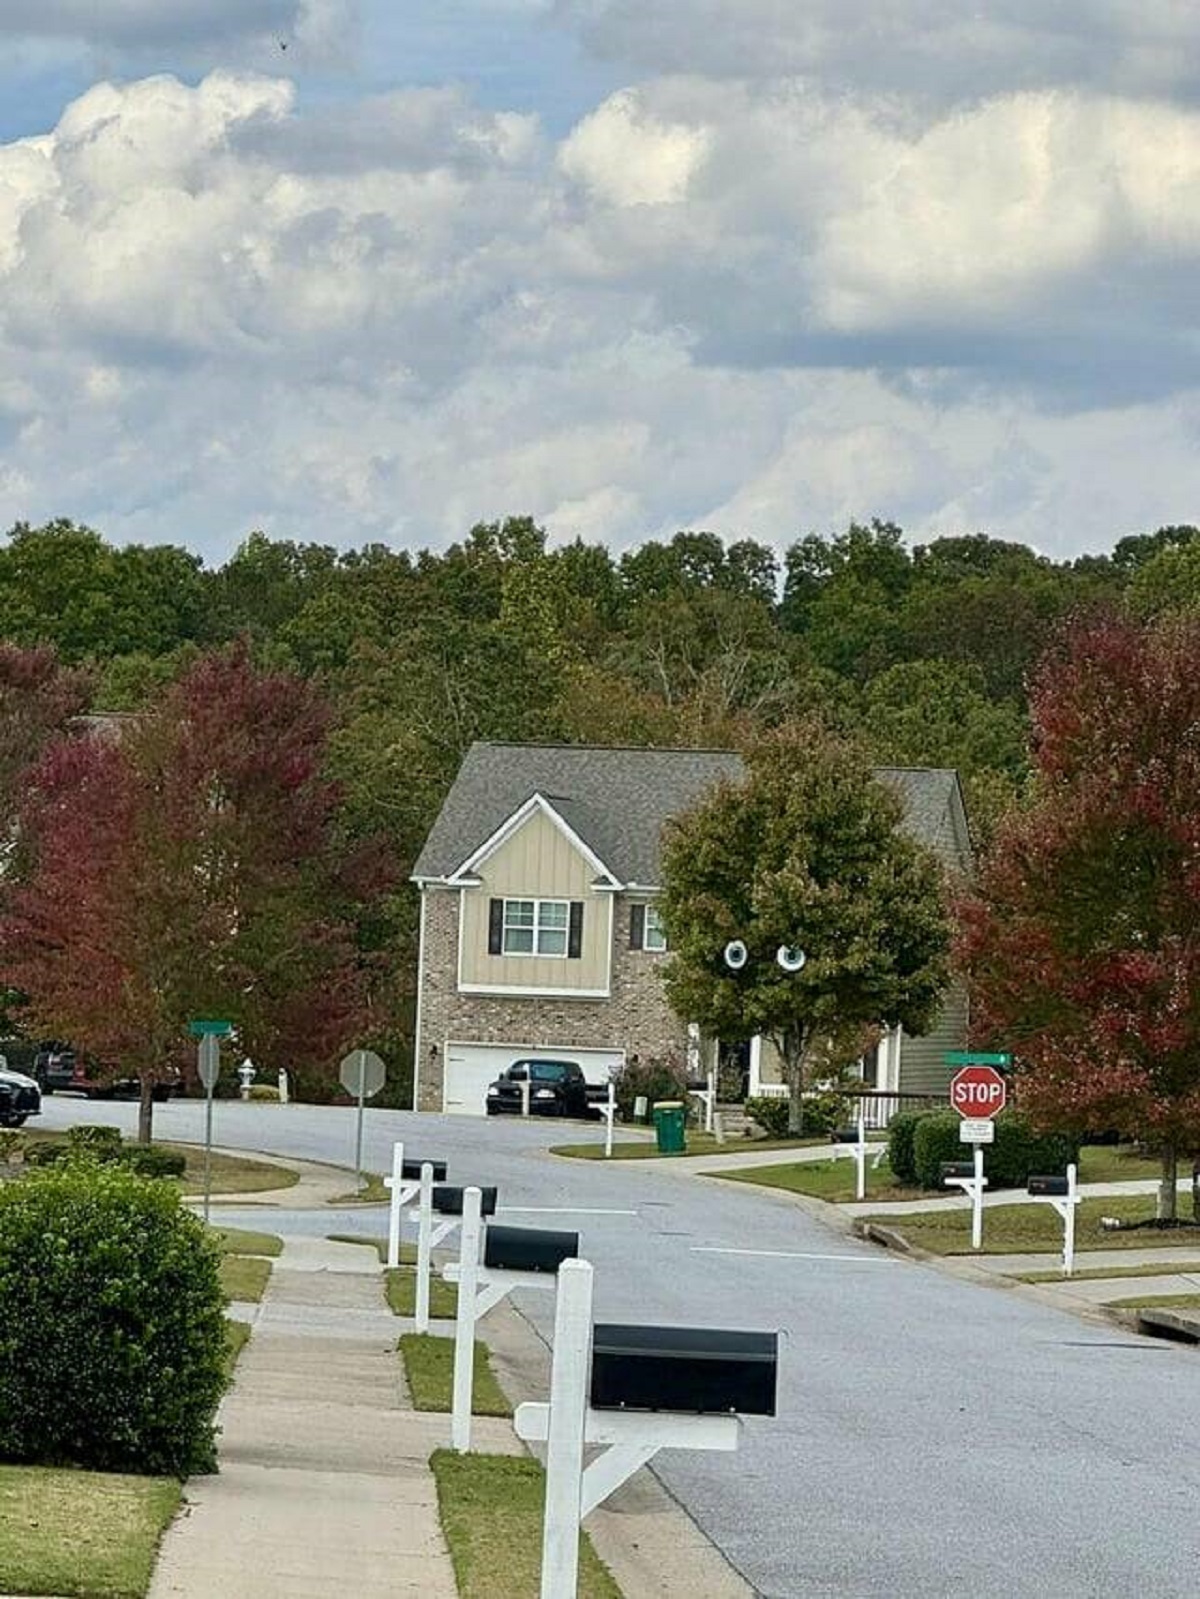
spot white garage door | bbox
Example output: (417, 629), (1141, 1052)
(443, 1041), (625, 1116)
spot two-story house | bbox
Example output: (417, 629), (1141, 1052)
(410, 741), (972, 1114)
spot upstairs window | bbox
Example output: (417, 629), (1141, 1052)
(644, 906), (668, 952)
(629, 903), (668, 952)
(489, 897), (583, 958)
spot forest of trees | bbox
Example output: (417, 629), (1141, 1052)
(2, 512), (1196, 1098)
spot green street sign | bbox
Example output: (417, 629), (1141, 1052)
(188, 1019), (233, 1038)
(944, 1050), (1011, 1068)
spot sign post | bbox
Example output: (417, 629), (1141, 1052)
(338, 1048), (386, 1191)
(947, 1063), (1007, 1250)
(189, 1020), (232, 1226)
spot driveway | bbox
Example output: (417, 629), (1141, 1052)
(36, 1096), (1200, 1598)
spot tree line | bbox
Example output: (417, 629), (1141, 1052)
(0, 511), (1198, 1121)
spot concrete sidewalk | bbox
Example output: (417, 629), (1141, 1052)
(148, 1238), (485, 1599)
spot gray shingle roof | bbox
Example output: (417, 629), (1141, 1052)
(412, 743), (968, 885)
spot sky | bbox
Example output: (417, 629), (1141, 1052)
(1, 2), (1199, 564)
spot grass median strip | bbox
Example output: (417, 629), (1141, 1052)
(1016, 1260), (1200, 1283)
(0, 1465), (181, 1599)
(224, 1318), (251, 1377)
(385, 1265), (458, 1319)
(861, 1196), (1200, 1255)
(400, 1332), (511, 1416)
(213, 1225), (283, 1257)
(218, 1254), (272, 1302)
(431, 1451), (621, 1599)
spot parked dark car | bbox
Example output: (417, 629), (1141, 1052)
(486, 1059), (591, 1118)
(33, 1044), (179, 1102)
(0, 1063), (41, 1127)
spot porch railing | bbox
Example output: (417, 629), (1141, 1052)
(748, 1085), (945, 1130)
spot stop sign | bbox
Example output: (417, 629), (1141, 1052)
(950, 1065), (1007, 1119)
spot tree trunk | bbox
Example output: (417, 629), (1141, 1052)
(1158, 1142), (1178, 1221)
(783, 1033), (806, 1136)
(138, 1073), (155, 1146)
(1192, 1159), (1200, 1224)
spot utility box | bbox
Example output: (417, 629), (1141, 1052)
(432, 1185), (498, 1217)
(590, 1324), (777, 1417)
(483, 1225), (578, 1274)
(402, 1159), (448, 1182)
(1028, 1174), (1070, 1197)
(941, 1161), (976, 1183)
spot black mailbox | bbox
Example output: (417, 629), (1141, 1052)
(831, 1127), (861, 1145)
(941, 1161), (975, 1183)
(1028, 1173), (1069, 1197)
(402, 1159), (448, 1182)
(590, 1324), (777, 1417)
(432, 1185), (498, 1217)
(483, 1224), (578, 1274)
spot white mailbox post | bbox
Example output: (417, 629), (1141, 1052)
(687, 1068), (717, 1135)
(942, 1146), (989, 1250)
(384, 1141), (418, 1269)
(601, 1081), (617, 1158)
(515, 1261), (748, 1599)
(830, 1114), (868, 1201)
(1027, 1164), (1081, 1276)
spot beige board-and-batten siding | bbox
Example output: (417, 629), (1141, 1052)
(416, 886), (688, 1113)
(458, 807), (612, 994)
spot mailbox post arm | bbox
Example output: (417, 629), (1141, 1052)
(451, 1187), (483, 1453)
(415, 1163), (435, 1332)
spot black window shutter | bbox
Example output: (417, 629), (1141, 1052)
(488, 898), (504, 956)
(568, 901), (584, 959)
(629, 903), (645, 950)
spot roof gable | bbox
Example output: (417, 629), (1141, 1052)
(412, 743), (971, 886)
(447, 792), (619, 886)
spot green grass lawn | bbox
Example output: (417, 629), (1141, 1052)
(330, 1171), (389, 1204)
(179, 1146), (299, 1196)
(224, 1318), (251, 1377)
(861, 1195), (1200, 1255)
(218, 1254), (272, 1302)
(400, 1333), (512, 1416)
(713, 1155), (918, 1204)
(431, 1452), (621, 1599)
(0, 1465), (181, 1599)
(212, 1226), (283, 1257)
(551, 1133), (829, 1160)
(1108, 1293), (1200, 1309)
(1076, 1145), (1162, 1183)
(1017, 1259), (1200, 1283)
(385, 1265), (459, 1320)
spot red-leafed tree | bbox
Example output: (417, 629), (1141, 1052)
(0, 645), (391, 1141)
(957, 611), (1200, 1219)
(0, 644), (92, 820)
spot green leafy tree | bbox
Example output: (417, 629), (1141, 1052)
(658, 723), (951, 1133)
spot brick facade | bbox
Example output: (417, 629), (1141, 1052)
(416, 887), (687, 1111)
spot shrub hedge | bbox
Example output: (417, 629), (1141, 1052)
(19, 1132), (186, 1180)
(745, 1091), (852, 1139)
(912, 1110), (1077, 1191)
(612, 1055), (688, 1121)
(0, 1162), (227, 1475)
(886, 1110), (929, 1185)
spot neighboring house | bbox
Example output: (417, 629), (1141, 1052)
(411, 742), (973, 1115)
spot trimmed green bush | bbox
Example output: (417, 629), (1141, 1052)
(67, 1124), (124, 1160)
(0, 1162), (227, 1475)
(744, 1095), (789, 1137)
(248, 1084), (280, 1102)
(22, 1140), (70, 1167)
(887, 1110), (934, 1185)
(912, 1109), (1078, 1191)
(120, 1146), (187, 1179)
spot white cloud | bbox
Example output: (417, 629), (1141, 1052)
(559, 88), (710, 204)
(1, 65), (1200, 560)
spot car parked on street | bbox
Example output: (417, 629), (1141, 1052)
(485, 1058), (592, 1118)
(33, 1043), (179, 1102)
(0, 1062), (41, 1127)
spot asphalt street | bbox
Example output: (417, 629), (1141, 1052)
(37, 1095), (1200, 1598)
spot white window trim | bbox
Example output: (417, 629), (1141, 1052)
(643, 905), (667, 952)
(502, 896), (570, 959)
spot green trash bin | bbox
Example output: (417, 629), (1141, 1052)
(652, 1100), (687, 1155)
